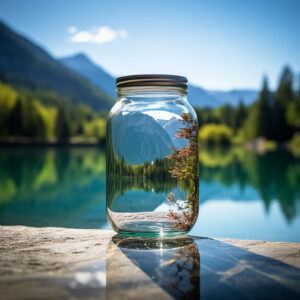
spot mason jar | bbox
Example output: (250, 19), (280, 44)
(106, 74), (199, 237)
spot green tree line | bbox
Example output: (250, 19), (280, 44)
(1, 65), (300, 146)
(0, 81), (107, 142)
(195, 66), (300, 145)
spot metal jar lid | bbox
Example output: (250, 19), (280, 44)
(116, 74), (188, 89)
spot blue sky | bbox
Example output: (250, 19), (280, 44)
(0, 0), (299, 90)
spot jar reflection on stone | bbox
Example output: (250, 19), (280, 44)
(106, 236), (200, 299)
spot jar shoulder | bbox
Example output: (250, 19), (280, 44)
(108, 98), (197, 123)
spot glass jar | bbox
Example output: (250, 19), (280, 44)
(106, 75), (199, 237)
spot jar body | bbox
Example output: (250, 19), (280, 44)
(106, 87), (199, 237)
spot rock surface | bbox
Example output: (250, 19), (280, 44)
(217, 238), (300, 269)
(0, 226), (113, 277)
(0, 226), (299, 299)
(1, 226), (299, 276)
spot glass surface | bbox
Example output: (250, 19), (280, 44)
(0, 147), (300, 242)
(106, 90), (199, 237)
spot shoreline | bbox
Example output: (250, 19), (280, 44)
(0, 137), (105, 147)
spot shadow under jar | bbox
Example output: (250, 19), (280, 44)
(106, 74), (199, 237)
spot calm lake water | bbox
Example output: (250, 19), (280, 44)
(0, 146), (299, 242)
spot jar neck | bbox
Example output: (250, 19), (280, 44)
(116, 86), (187, 98)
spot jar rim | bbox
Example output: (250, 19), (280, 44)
(116, 74), (188, 89)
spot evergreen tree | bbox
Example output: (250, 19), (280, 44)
(76, 122), (84, 135)
(297, 75), (300, 129)
(274, 66), (294, 141)
(243, 76), (274, 139)
(276, 66), (294, 106)
(22, 99), (46, 137)
(243, 103), (260, 140)
(290, 74), (300, 130)
(55, 106), (71, 141)
(217, 104), (234, 127)
(258, 77), (274, 139)
(7, 95), (46, 138)
(8, 97), (23, 136)
(298, 74), (300, 103)
(233, 99), (247, 132)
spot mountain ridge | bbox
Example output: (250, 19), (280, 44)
(0, 20), (259, 110)
(60, 53), (259, 108)
(0, 20), (113, 110)
(60, 53), (116, 98)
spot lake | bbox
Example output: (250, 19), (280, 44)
(0, 146), (299, 242)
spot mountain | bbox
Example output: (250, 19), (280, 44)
(156, 117), (188, 149)
(60, 53), (116, 98)
(188, 85), (221, 108)
(209, 90), (259, 106)
(0, 21), (113, 110)
(0, 20), (258, 110)
(112, 112), (173, 165)
(60, 53), (222, 107)
(61, 53), (258, 108)
(189, 85), (259, 107)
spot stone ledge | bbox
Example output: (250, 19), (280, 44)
(217, 238), (300, 269)
(0, 225), (299, 278)
(1, 226), (300, 300)
(0, 226), (114, 278)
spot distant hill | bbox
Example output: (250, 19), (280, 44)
(60, 53), (116, 98)
(0, 21), (113, 110)
(188, 85), (221, 108)
(209, 90), (259, 106)
(0, 20), (258, 111)
(61, 53), (258, 108)
(189, 86), (259, 107)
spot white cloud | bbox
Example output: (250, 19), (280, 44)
(68, 26), (128, 44)
(71, 30), (93, 43)
(67, 26), (78, 34)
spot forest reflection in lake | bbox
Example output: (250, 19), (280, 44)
(0, 146), (299, 242)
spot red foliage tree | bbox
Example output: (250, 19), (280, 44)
(166, 113), (199, 230)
